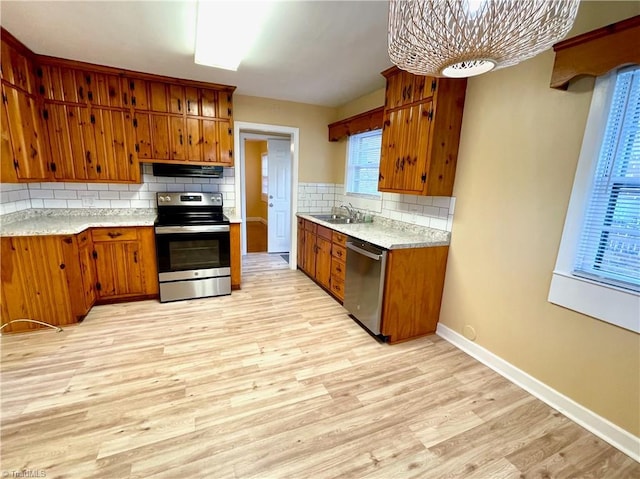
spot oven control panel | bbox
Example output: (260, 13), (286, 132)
(157, 192), (223, 207)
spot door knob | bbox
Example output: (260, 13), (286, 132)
(269, 203), (274, 207)
(269, 195), (273, 199)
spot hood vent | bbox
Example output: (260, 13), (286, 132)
(152, 163), (223, 178)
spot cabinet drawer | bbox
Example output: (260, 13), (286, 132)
(317, 225), (332, 241)
(304, 220), (317, 234)
(331, 259), (345, 280)
(330, 276), (344, 300)
(332, 231), (347, 246)
(332, 244), (346, 261)
(91, 228), (138, 242)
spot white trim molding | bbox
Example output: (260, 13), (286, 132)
(436, 323), (640, 462)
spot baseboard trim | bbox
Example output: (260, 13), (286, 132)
(436, 323), (639, 462)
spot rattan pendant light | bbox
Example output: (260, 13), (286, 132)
(388, 0), (581, 78)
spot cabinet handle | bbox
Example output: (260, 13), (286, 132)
(407, 85), (412, 98)
(90, 114), (95, 124)
(188, 135), (192, 145)
(86, 151), (92, 163)
(78, 86), (84, 100)
(177, 99), (182, 111)
(39, 85), (45, 95)
(123, 92), (128, 105)
(107, 232), (122, 238)
(187, 100), (191, 112)
(179, 134), (183, 145)
(50, 162), (57, 173)
(96, 165), (102, 174)
(132, 96), (137, 106)
(337, 250), (342, 257)
(59, 263), (65, 270)
(88, 91), (93, 102)
(227, 107), (232, 116)
(133, 251), (138, 263)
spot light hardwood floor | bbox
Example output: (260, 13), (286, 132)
(1, 254), (638, 478)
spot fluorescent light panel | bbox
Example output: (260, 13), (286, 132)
(195, 1), (272, 71)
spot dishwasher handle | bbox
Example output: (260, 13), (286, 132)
(346, 241), (384, 261)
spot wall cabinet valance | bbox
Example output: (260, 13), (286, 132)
(327, 107), (384, 142)
(551, 15), (640, 90)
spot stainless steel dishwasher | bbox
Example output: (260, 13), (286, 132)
(343, 238), (388, 336)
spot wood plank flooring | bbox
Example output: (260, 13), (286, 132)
(1, 253), (638, 478)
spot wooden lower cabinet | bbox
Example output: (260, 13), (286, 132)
(315, 226), (332, 290)
(297, 218), (344, 301)
(329, 231), (347, 301)
(381, 245), (449, 343)
(91, 226), (158, 301)
(296, 217), (450, 343)
(0, 235), (87, 333)
(230, 222), (241, 290)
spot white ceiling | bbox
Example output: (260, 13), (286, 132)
(0, 1), (392, 107)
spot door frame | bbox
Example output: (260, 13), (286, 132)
(234, 121), (299, 270)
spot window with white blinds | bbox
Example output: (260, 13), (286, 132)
(346, 130), (382, 196)
(573, 66), (640, 292)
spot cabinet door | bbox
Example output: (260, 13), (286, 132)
(93, 240), (144, 298)
(1, 88), (18, 182)
(77, 232), (97, 312)
(185, 87), (200, 116)
(170, 116), (186, 160)
(218, 90), (233, 119)
(303, 230), (317, 277)
(91, 107), (139, 182)
(91, 72), (125, 108)
(169, 84), (185, 114)
(128, 78), (149, 110)
(0, 40), (34, 93)
(186, 118), (201, 161)
(202, 119), (217, 162)
(297, 219), (305, 269)
(217, 120), (233, 165)
(378, 102), (432, 194)
(314, 235), (332, 290)
(151, 114), (171, 159)
(41, 103), (86, 180)
(2, 84), (49, 180)
(201, 88), (217, 117)
(133, 113), (152, 160)
(0, 236), (75, 333)
(148, 82), (169, 112)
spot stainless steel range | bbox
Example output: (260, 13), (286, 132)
(154, 192), (231, 302)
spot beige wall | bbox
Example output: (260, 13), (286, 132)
(439, 1), (640, 436)
(234, 95), (342, 183)
(245, 140), (267, 220)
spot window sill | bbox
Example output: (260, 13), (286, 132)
(548, 271), (640, 333)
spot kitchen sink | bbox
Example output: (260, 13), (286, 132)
(310, 214), (357, 224)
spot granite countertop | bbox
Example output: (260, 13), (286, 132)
(0, 209), (158, 237)
(297, 213), (450, 249)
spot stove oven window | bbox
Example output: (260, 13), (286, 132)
(169, 239), (221, 270)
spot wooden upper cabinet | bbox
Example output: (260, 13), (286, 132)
(1, 84), (49, 181)
(185, 87), (200, 116)
(379, 67), (467, 197)
(384, 68), (435, 109)
(0, 39), (34, 94)
(201, 88), (217, 117)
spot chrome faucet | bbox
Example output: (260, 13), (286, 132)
(340, 203), (358, 220)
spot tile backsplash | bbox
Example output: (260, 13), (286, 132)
(299, 182), (454, 232)
(1, 174), (453, 232)
(0, 164), (235, 215)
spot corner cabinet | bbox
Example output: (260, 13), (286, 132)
(378, 67), (467, 197)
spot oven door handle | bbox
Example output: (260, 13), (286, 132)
(155, 225), (230, 234)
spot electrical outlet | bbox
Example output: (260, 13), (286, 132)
(80, 192), (98, 207)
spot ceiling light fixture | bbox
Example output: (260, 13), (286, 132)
(388, 0), (581, 78)
(194, 1), (273, 71)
